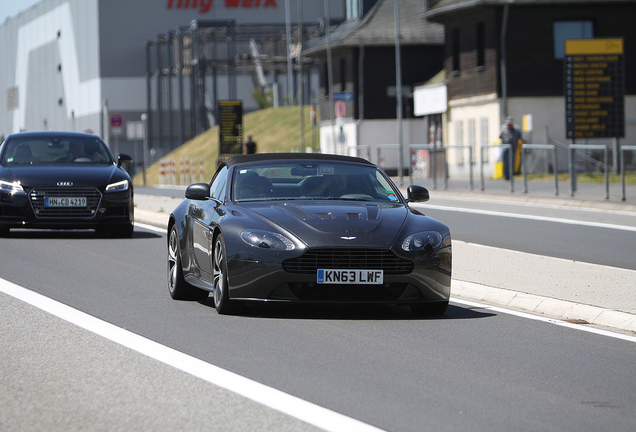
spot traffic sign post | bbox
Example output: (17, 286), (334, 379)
(109, 113), (124, 155)
(335, 100), (346, 119)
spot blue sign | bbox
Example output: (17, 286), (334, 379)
(333, 92), (355, 102)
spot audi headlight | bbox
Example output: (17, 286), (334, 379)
(241, 230), (296, 251)
(105, 179), (129, 192)
(401, 231), (443, 252)
(0, 179), (25, 195)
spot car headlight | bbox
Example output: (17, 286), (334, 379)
(241, 229), (296, 251)
(401, 231), (443, 252)
(105, 179), (129, 192)
(0, 179), (25, 194)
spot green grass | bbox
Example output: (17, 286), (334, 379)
(133, 106), (318, 186)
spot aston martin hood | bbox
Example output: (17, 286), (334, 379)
(4, 165), (121, 188)
(241, 201), (409, 247)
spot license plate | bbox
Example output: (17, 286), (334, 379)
(45, 197), (87, 207)
(317, 269), (384, 285)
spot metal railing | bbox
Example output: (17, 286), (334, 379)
(521, 144), (558, 195)
(346, 144), (371, 161)
(621, 145), (636, 201)
(407, 144), (436, 188)
(376, 144), (400, 172)
(569, 144), (609, 200)
(481, 144), (513, 192)
(444, 145), (474, 190)
(378, 140), (633, 201)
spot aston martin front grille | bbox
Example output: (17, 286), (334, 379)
(29, 188), (102, 218)
(283, 249), (413, 275)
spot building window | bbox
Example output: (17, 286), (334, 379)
(467, 118), (476, 165)
(476, 22), (485, 70)
(454, 120), (464, 165)
(553, 21), (593, 59)
(480, 117), (489, 163)
(346, 0), (360, 20)
(452, 29), (460, 73)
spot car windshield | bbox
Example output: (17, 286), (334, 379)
(1, 136), (114, 166)
(232, 161), (401, 203)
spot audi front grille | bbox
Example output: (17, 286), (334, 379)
(29, 188), (102, 219)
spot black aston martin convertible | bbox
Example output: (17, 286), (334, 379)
(167, 153), (451, 315)
(0, 131), (134, 237)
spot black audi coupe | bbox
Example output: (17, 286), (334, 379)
(168, 153), (451, 315)
(0, 131), (134, 237)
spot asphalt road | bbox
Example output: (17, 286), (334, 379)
(415, 196), (636, 271)
(2, 218), (636, 431)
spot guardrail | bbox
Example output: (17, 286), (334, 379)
(407, 144), (437, 189)
(621, 145), (636, 201)
(444, 145), (474, 191)
(379, 142), (633, 201)
(376, 144), (400, 173)
(569, 144), (609, 200)
(521, 144), (558, 195)
(481, 144), (513, 192)
(346, 144), (371, 161)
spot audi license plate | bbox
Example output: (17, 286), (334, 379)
(45, 197), (87, 207)
(317, 269), (383, 285)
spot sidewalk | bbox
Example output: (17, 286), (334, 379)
(133, 179), (636, 334)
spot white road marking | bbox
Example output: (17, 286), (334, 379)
(0, 278), (385, 432)
(134, 221), (166, 234)
(423, 204), (636, 232)
(452, 298), (636, 343)
(430, 195), (636, 217)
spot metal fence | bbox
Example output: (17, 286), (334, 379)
(376, 141), (634, 201)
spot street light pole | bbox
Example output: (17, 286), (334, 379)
(395, 0), (403, 185)
(285, 0), (293, 105)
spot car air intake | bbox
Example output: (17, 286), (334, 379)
(283, 248), (413, 275)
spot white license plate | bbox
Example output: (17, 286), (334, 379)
(45, 197), (87, 207)
(317, 269), (384, 285)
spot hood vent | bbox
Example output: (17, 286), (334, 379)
(276, 203), (314, 220)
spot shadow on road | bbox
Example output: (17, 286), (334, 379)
(2, 229), (161, 240)
(196, 298), (496, 321)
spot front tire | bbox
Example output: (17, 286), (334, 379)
(212, 233), (235, 314)
(167, 225), (209, 301)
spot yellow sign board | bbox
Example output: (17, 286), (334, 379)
(564, 38), (625, 139)
(565, 38), (623, 55)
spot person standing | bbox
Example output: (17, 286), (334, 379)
(499, 116), (522, 180)
(244, 135), (257, 154)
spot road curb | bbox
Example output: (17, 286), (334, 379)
(452, 280), (636, 333)
(135, 209), (169, 230)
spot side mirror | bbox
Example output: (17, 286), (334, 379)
(407, 185), (430, 203)
(185, 183), (211, 200)
(117, 153), (133, 167)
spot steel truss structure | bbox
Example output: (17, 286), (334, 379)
(146, 20), (322, 154)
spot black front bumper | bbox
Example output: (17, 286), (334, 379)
(0, 188), (133, 230)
